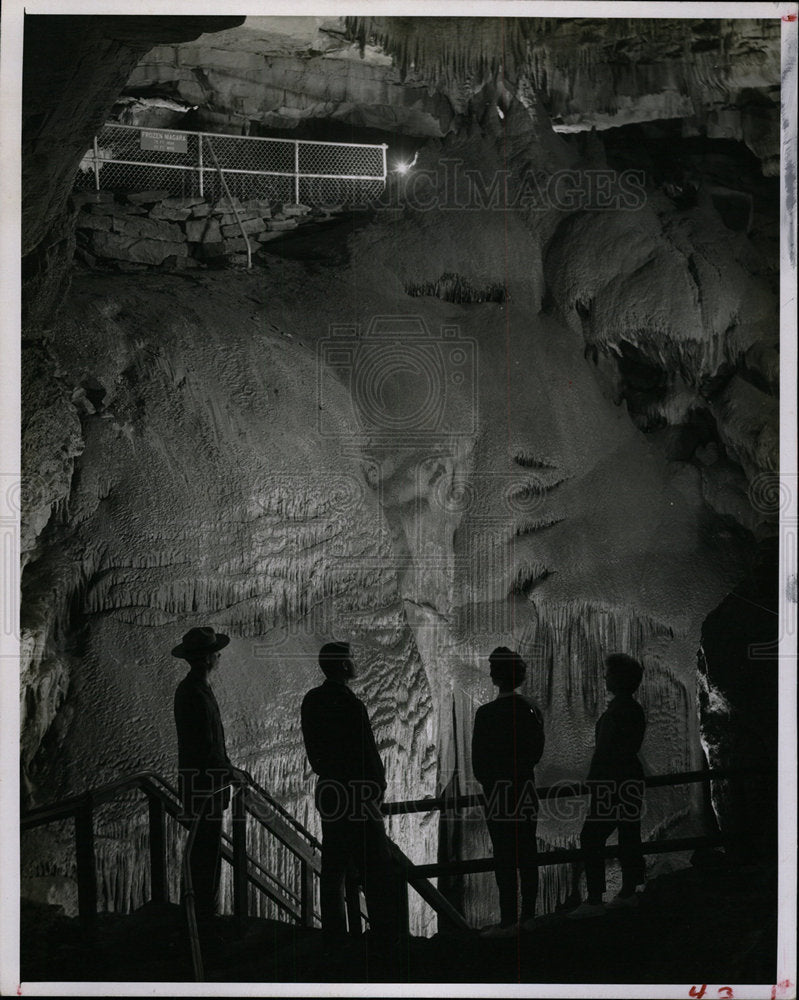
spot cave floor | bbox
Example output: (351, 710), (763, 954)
(20, 861), (777, 987)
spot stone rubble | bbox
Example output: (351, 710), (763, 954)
(73, 190), (343, 269)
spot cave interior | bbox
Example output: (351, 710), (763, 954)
(14, 11), (786, 987)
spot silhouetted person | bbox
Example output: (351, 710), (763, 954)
(301, 641), (406, 941)
(569, 653), (647, 919)
(471, 647), (545, 937)
(173, 626), (246, 921)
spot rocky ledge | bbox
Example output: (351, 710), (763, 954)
(72, 190), (343, 270)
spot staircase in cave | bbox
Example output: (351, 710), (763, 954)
(21, 860), (777, 985)
(19, 765), (779, 986)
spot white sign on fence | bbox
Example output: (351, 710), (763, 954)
(140, 130), (188, 154)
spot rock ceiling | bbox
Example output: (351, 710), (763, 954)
(124, 17), (780, 172)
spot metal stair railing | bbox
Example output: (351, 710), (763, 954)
(20, 770), (329, 932)
(381, 766), (757, 816)
(21, 764), (762, 968)
(379, 766), (766, 891)
(22, 770), (184, 921)
(182, 780), (237, 982)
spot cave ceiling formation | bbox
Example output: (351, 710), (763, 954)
(20, 15), (780, 932)
(22, 15), (245, 327)
(123, 16), (780, 174)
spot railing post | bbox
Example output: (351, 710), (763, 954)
(198, 133), (204, 198)
(294, 141), (300, 204)
(300, 859), (315, 928)
(232, 786), (248, 923)
(345, 869), (362, 937)
(381, 143), (388, 183)
(147, 792), (168, 904)
(74, 797), (97, 924)
(204, 135), (252, 270)
(93, 136), (100, 192)
(397, 870), (410, 938)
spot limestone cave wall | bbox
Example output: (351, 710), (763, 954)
(19, 15), (781, 933)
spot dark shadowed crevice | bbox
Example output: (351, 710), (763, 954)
(697, 536), (778, 862)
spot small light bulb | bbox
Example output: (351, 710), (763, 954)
(497, 106), (505, 120)
(393, 151), (418, 175)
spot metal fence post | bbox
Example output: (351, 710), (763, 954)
(300, 860), (315, 928)
(198, 134), (204, 199)
(75, 797), (97, 924)
(147, 792), (168, 904)
(93, 136), (100, 192)
(345, 870), (362, 936)
(294, 141), (300, 204)
(232, 786), (248, 923)
(381, 143), (388, 182)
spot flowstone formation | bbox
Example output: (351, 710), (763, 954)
(20, 16), (780, 934)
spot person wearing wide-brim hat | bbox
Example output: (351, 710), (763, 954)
(172, 626), (247, 922)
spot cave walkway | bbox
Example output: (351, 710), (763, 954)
(21, 859), (777, 985)
(20, 766), (776, 986)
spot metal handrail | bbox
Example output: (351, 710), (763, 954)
(84, 160), (388, 182)
(410, 834), (729, 880)
(23, 765), (734, 829)
(243, 774), (323, 852)
(21, 769), (181, 828)
(380, 766), (754, 816)
(104, 121), (389, 152)
(21, 763), (761, 967)
(182, 780), (238, 982)
(218, 826), (303, 906)
(20, 770), (324, 927)
(80, 122), (388, 200)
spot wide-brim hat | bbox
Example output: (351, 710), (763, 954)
(172, 626), (230, 659)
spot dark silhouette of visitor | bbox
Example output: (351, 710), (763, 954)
(471, 647), (545, 938)
(301, 641), (406, 941)
(569, 652), (647, 919)
(173, 626), (247, 922)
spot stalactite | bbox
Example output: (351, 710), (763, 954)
(404, 273), (507, 304)
(448, 599), (700, 928)
(343, 16), (778, 141)
(515, 599), (676, 715)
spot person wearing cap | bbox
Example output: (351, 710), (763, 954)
(471, 647), (545, 938)
(172, 626), (247, 921)
(301, 641), (404, 940)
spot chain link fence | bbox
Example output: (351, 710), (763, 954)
(75, 123), (387, 206)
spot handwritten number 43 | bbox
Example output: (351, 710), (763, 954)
(690, 989), (734, 999)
